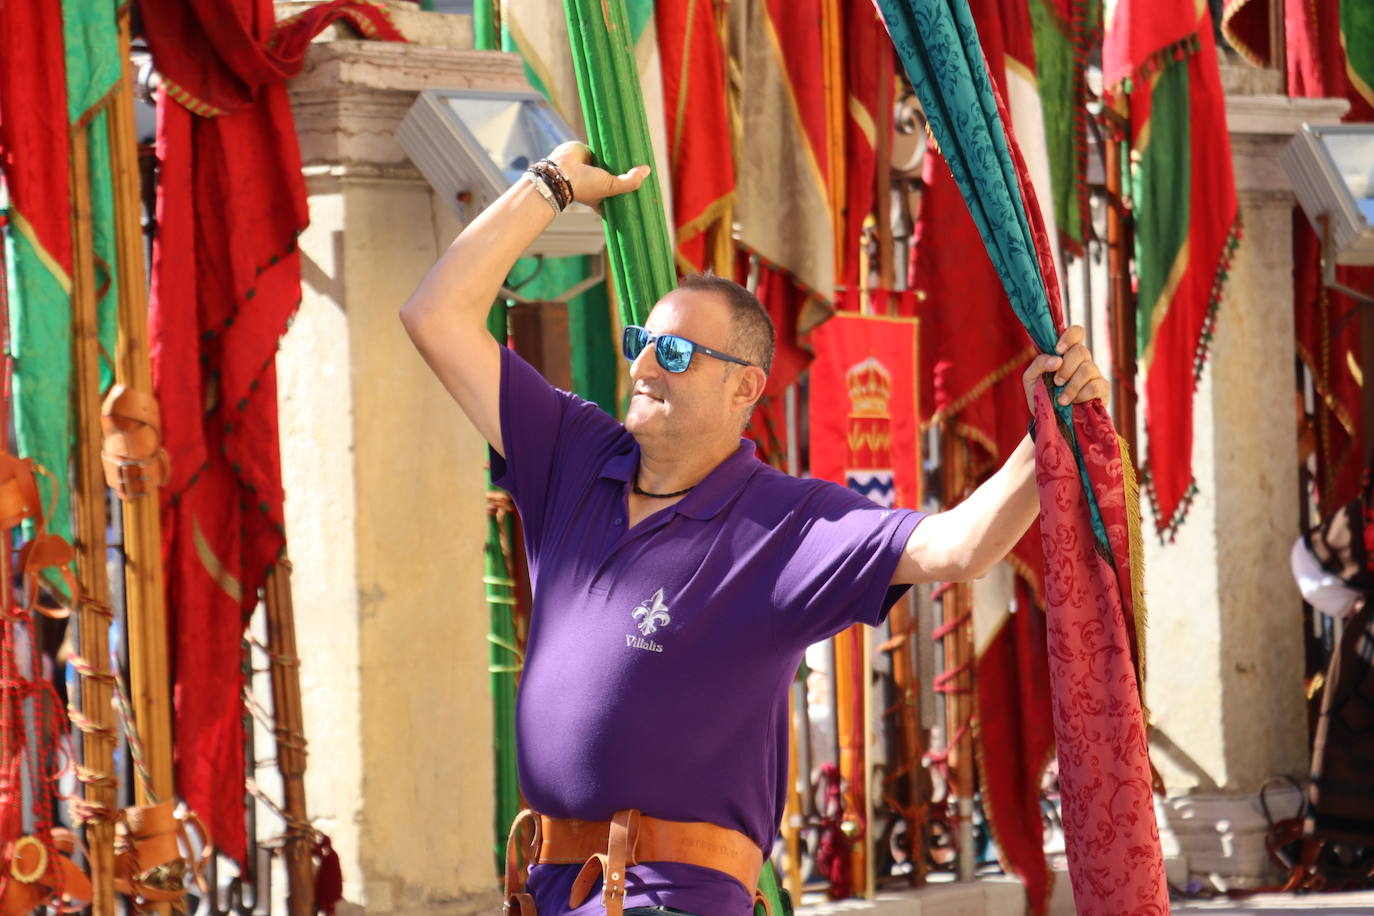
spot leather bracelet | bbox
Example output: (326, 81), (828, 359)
(524, 171), (562, 214)
(531, 158), (574, 210)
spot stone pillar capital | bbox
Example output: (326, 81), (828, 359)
(1225, 94), (1350, 198)
(288, 35), (530, 171)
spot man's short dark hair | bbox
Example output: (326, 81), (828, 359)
(678, 273), (774, 377)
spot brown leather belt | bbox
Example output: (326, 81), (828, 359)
(503, 809), (770, 916)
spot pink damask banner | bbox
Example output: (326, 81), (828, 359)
(1031, 385), (1167, 914)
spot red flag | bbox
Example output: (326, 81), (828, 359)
(808, 312), (920, 508)
(1220, 0), (1271, 68)
(735, 0), (835, 332)
(144, 0), (404, 862)
(1288, 0), (1373, 512)
(839, 0), (894, 289)
(743, 255), (815, 468)
(656, 0), (735, 275)
(0, 0), (71, 281)
(808, 309), (920, 892)
(1105, 0), (1240, 536)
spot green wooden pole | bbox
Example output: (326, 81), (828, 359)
(562, 0), (676, 326)
(472, 0), (498, 51)
(484, 302), (522, 867)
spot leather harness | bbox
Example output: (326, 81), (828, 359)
(503, 809), (773, 916)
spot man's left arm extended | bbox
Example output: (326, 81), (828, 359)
(892, 325), (1108, 585)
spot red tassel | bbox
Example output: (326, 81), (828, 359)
(313, 834), (343, 916)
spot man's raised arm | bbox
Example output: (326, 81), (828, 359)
(892, 325), (1109, 585)
(398, 143), (648, 456)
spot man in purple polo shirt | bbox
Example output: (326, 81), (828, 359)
(400, 144), (1107, 916)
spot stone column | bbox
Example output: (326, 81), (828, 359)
(277, 16), (534, 915)
(1141, 77), (1348, 886)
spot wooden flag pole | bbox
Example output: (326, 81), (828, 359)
(265, 561), (316, 916)
(69, 122), (118, 916)
(109, 2), (176, 810)
(1104, 110), (1138, 460)
(782, 692), (804, 903)
(939, 432), (975, 882)
(861, 627), (876, 899)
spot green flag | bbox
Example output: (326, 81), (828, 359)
(7, 0), (120, 547)
(500, 0), (674, 413)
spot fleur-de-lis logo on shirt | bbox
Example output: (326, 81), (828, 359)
(632, 588), (671, 636)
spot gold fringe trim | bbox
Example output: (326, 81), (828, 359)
(1119, 433), (1150, 722)
(1105, 32), (1203, 103)
(162, 79), (227, 118)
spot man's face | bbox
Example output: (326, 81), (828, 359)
(623, 288), (744, 447)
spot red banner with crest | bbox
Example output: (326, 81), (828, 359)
(809, 312), (921, 510)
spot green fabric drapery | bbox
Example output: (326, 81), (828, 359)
(6, 0), (121, 548)
(562, 0), (675, 326)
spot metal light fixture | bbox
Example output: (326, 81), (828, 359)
(397, 88), (606, 262)
(1283, 124), (1374, 296)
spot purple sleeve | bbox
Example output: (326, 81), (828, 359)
(775, 483), (926, 650)
(489, 347), (623, 553)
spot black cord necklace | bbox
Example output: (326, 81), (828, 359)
(633, 477), (695, 499)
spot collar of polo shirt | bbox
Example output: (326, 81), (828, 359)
(600, 439), (760, 520)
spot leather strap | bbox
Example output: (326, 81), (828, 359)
(540, 809), (763, 911)
(569, 810), (640, 915)
(16, 534), (78, 620)
(503, 810), (541, 914)
(504, 808), (765, 913)
(100, 384), (170, 498)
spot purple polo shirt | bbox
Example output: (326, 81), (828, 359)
(492, 348), (924, 915)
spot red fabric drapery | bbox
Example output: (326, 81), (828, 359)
(1105, 0), (1240, 536)
(656, 0), (735, 275)
(839, 0), (893, 290)
(143, 0), (403, 862)
(1288, 0), (1373, 512)
(0, 0), (71, 281)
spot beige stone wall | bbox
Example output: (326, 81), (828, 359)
(1143, 94), (1349, 800)
(278, 13), (533, 911)
(1139, 91), (1349, 885)
(281, 170), (498, 914)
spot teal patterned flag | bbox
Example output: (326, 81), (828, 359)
(872, 2), (1167, 912)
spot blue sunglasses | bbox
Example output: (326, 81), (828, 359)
(621, 325), (753, 373)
